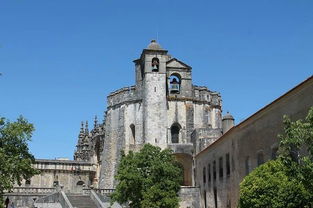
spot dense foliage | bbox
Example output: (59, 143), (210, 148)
(0, 116), (39, 208)
(111, 144), (183, 208)
(238, 106), (313, 208)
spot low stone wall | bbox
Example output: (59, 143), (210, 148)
(179, 186), (200, 208)
(34, 203), (62, 208)
(3, 195), (38, 208)
(4, 187), (56, 208)
(34, 191), (73, 208)
(87, 186), (200, 208)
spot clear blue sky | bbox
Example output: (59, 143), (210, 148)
(1, 0), (312, 159)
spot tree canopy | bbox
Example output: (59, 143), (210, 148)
(0, 116), (39, 207)
(238, 106), (313, 208)
(111, 144), (183, 208)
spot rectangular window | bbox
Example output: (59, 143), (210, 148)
(226, 153), (230, 176)
(208, 163), (211, 183)
(219, 157), (223, 179)
(213, 160), (216, 180)
(245, 156), (250, 175)
(203, 167), (206, 183)
(193, 168), (197, 186)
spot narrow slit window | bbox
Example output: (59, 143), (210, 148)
(213, 160), (216, 180)
(203, 167), (206, 183)
(208, 163), (211, 183)
(245, 156), (250, 175)
(226, 153), (230, 176)
(219, 157), (223, 179)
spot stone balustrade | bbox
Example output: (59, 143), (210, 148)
(93, 188), (115, 195)
(5, 187), (56, 195)
(33, 159), (96, 173)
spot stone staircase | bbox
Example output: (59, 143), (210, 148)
(66, 194), (98, 208)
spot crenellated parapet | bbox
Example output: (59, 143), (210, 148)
(192, 85), (222, 107)
(107, 85), (141, 108)
(167, 85), (221, 108)
(191, 127), (223, 154)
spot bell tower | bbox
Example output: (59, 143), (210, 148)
(140, 40), (170, 148)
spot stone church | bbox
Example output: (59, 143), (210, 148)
(98, 40), (227, 189)
(4, 41), (313, 208)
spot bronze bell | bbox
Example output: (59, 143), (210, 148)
(170, 78), (180, 93)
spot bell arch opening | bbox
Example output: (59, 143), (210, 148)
(152, 57), (159, 72)
(169, 73), (181, 94)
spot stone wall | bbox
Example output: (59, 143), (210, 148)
(22, 159), (96, 193)
(99, 105), (126, 189)
(107, 86), (140, 108)
(195, 76), (313, 208)
(4, 187), (56, 208)
(143, 72), (168, 148)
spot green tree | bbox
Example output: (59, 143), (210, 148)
(111, 144), (183, 208)
(238, 160), (310, 208)
(0, 116), (39, 208)
(238, 106), (313, 208)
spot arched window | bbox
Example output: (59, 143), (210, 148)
(171, 123), (181, 143)
(130, 124), (135, 144)
(152, 57), (159, 72)
(169, 74), (181, 94)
